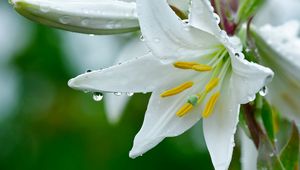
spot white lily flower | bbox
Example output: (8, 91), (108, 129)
(257, 21), (300, 125)
(68, 0), (273, 169)
(10, 0), (139, 35)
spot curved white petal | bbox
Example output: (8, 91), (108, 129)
(68, 54), (196, 93)
(203, 77), (240, 170)
(230, 53), (274, 104)
(136, 0), (220, 58)
(130, 87), (203, 158)
(11, 0), (139, 35)
(189, 0), (221, 35)
(240, 129), (258, 170)
(104, 36), (149, 124)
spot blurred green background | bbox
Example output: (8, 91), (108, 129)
(0, 1), (242, 169)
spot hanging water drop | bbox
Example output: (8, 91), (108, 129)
(259, 86), (268, 96)
(213, 13), (220, 24)
(89, 34), (95, 37)
(114, 92), (122, 96)
(86, 69), (92, 73)
(269, 152), (274, 157)
(140, 35), (145, 41)
(93, 92), (103, 101)
(127, 92), (134, 96)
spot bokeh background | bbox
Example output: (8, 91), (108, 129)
(1, 0), (299, 169)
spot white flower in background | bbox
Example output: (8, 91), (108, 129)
(63, 32), (147, 123)
(257, 21), (300, 125)
(68, 0), (273, 169)
(255, 0), (300, 26)
(10, 0), (139, 35)
(0, 2), (31, 119)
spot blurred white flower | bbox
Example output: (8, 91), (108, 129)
(0, 2), (31, 119)
(258, 21), (300, 125)
(68, 0), (273, 169)
(255, 0), (300, 26)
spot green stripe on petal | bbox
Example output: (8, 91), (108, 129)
(11, 0), (139, 35)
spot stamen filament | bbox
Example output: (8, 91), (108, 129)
(176, 103), (193, 117)
(160, 81), (194, 97)
(202, 92), (220, 118)
(205, 78), (219, 92)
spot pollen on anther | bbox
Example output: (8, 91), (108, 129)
(192, 64), (212, 72)
(176, 103), (193, 117)
(205, 78), (219, 92)
(202, 92), (220, 118)
(160, 81), (194, 97)
(173, 61), (198, 69)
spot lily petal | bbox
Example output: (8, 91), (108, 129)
(104, 36), (149, 124)
(189, 0), (221, 35)
(240, 129), (258, 170)
(11, 0), (139, 35)
(68, 54), (196, 93)
(136, 0), (220, 58)
(129, 86), (204, 158)
(203, 77), (240, 170)
(230, 53), (274, 104)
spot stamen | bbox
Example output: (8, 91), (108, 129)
(205, 78), (219, 92)
(173, 61), (198, 69)
(176, 103), (193, 117)
(160, 81), (194, 97)
(192, 64), (212, 72)
(202, 92), (220, 118)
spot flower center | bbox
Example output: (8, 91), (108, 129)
(160, 47), (231, 118)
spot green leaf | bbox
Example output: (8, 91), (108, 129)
(261, 99), (275, 142)
(10, 0), (139, 35)
(237, 0), (265, 24)
(279, 123), (300, 170)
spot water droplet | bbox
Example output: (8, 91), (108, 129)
(182, 19), (189, 24)
(269, 153), (274, 157)
(213, 13), (220, 24)
(59, 16), (71, 24)
(40, 5), (50, 13)
(126, 92), (134, 96)
(84, 90), (90, 94)
(89, 34), (95, 37)
(220, 30), (227, 38)
(259, 86), (268, 96)
(248, 95), (256, 102)
(81, 18), (90, 26)
(93, 92), (103, 101)
(154, 38), (160, 43)
(86, 70), (92, 73)
(140, 35), (145, 41)
(114, 92), (122, 96)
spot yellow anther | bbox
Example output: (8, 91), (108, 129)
(205, 78), (219, 92)
(192, 64), (212, 72)
(176, 103), (193, 117)
(202, 92), (220, 118)
(173, 61), (198, 69)
(160, 81), (194, 97)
